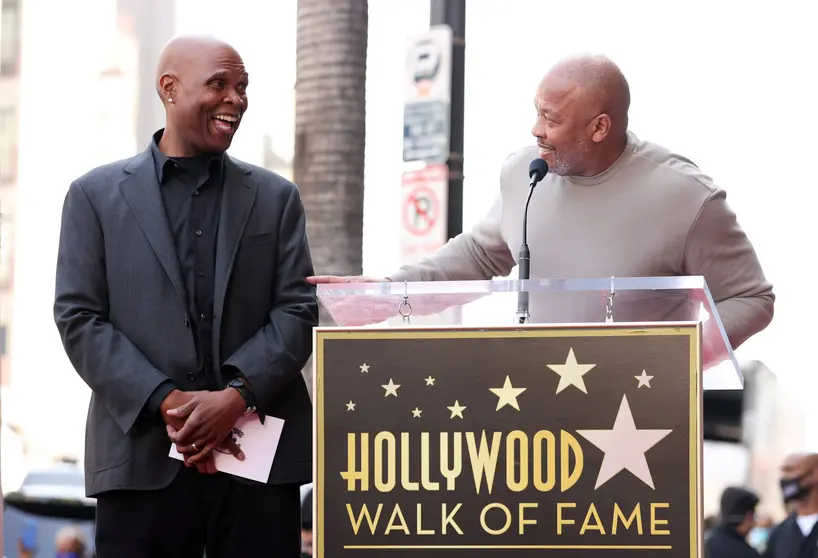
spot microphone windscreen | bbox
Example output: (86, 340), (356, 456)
(528, 158), (549, 182)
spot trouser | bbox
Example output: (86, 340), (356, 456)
(94, 466), (301, 558)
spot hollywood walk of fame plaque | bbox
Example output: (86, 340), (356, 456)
(314, 324), (702, 557)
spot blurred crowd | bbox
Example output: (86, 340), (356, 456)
(705, 452), (818, 557)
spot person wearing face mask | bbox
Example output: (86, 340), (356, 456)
(705, 486), (762, 558)
(763, 452), (818, 557)
(749, 516), (774, 553)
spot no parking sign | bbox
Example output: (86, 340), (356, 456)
(399, 164), (448, 264)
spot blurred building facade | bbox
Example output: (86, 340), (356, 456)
(0, 0), (20, 391)
(2, 0), (174, 474)
(1, 0), (295, 477)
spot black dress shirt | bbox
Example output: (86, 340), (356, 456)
(143, 130), (231, 418)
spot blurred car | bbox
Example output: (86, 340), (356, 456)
(3, 459), (95, 557)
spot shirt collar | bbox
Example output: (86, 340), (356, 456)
(149, 128), (226, 184)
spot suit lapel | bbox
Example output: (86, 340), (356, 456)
(214, 157), (257, 323)
(119, 150), (186, 303)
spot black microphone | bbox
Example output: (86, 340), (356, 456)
(516, 158), (549, 324)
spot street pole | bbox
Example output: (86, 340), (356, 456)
(430, 0), (465, 239)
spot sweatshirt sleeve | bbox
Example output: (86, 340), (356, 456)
(388, 194), (517, 282)
(682, 188), (774, 349)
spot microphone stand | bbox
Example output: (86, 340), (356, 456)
(516, 179), (537, 324)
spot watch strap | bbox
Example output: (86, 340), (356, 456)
(227, 378), (257, 416)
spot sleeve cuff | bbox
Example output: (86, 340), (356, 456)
(146, 380), (176, 417)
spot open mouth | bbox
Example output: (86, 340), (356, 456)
(211, 113), (240, 135)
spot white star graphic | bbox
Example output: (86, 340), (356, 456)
(576, 395), (672, 490)
(547, 348), (597, 394)
(635, 370), (654, 388)
(345, 401), (356, 411)
(382, 379), (400, 397)
(489, 376), (527, 411)
(411, 407), (422, 418)
(447, 400), (466, 419)
(359, 363), (370, 373)
(424, 376), (435, 386)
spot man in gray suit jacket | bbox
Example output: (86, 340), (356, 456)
(53, 36), (317, 557)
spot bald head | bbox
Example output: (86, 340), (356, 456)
(154, 35), (248, 157)
(155, 36), (240, 103)
(780, 451), (818, 513)
(783, 451), (818, 471)
(531, 54), (631, 177)
(542, 54), (630, 131)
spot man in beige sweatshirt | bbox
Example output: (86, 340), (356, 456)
(309, 54), (774, 350)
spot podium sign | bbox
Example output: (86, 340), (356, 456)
(314, 324), (702, 557)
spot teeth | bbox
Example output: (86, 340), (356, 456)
(214, 115), (238, 123)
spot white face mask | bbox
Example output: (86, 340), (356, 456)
(748, 527), (770, 549)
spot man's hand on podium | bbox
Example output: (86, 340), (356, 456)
(305, 275), (490, 326)
(306, 275), (387, 284)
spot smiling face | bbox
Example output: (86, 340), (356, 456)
(530, 76), (604, 177)
(160, 42), (249, 155)
(530, 55), (630, 178)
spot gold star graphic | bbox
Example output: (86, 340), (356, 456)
(547, 348), (597, 394)
(382, 379), (400, 397)
(489, 376), (527, 411)
(359, 363), (370, 373)
(345, 401), (356, 411)
(447, 400), (466, 419)
(635, 370), (654, 388)
(411, 407), (422, 418)
(425, 376), (435, 386)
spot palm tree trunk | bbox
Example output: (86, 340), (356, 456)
(294, 0), (368, 279)
(294, 0), (368, 397)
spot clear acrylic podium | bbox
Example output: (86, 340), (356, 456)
(314, 276), (720, 557)
(316, 275), (741, 390)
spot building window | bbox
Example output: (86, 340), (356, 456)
(1, 0), (20, 77)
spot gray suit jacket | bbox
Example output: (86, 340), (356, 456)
(53, 149), (318, 497)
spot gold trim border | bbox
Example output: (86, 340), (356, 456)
(313, 323), (702, 557)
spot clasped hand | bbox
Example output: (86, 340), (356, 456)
(161, 389), (247, 473)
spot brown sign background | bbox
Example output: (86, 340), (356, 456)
(314, 325), (701, 557)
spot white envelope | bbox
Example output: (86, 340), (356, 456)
(169, 414), (285, 483)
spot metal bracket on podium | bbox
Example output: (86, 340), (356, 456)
(398, 281), (412, 325)
(605, 276), (616, 324)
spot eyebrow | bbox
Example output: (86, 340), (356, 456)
(207, 70), (249, 82)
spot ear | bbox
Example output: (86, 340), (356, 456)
(590, 114), (612, 143)
(159, 73), (176, 103)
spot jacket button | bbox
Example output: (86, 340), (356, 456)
(184, 318), (190, 327)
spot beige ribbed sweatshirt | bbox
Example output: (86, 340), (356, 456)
(388, 132), (774, 350)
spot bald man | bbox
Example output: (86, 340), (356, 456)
(54, 36), (317, 557)
(763, 452), (818, 557)
(310, 54), (773, 349)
